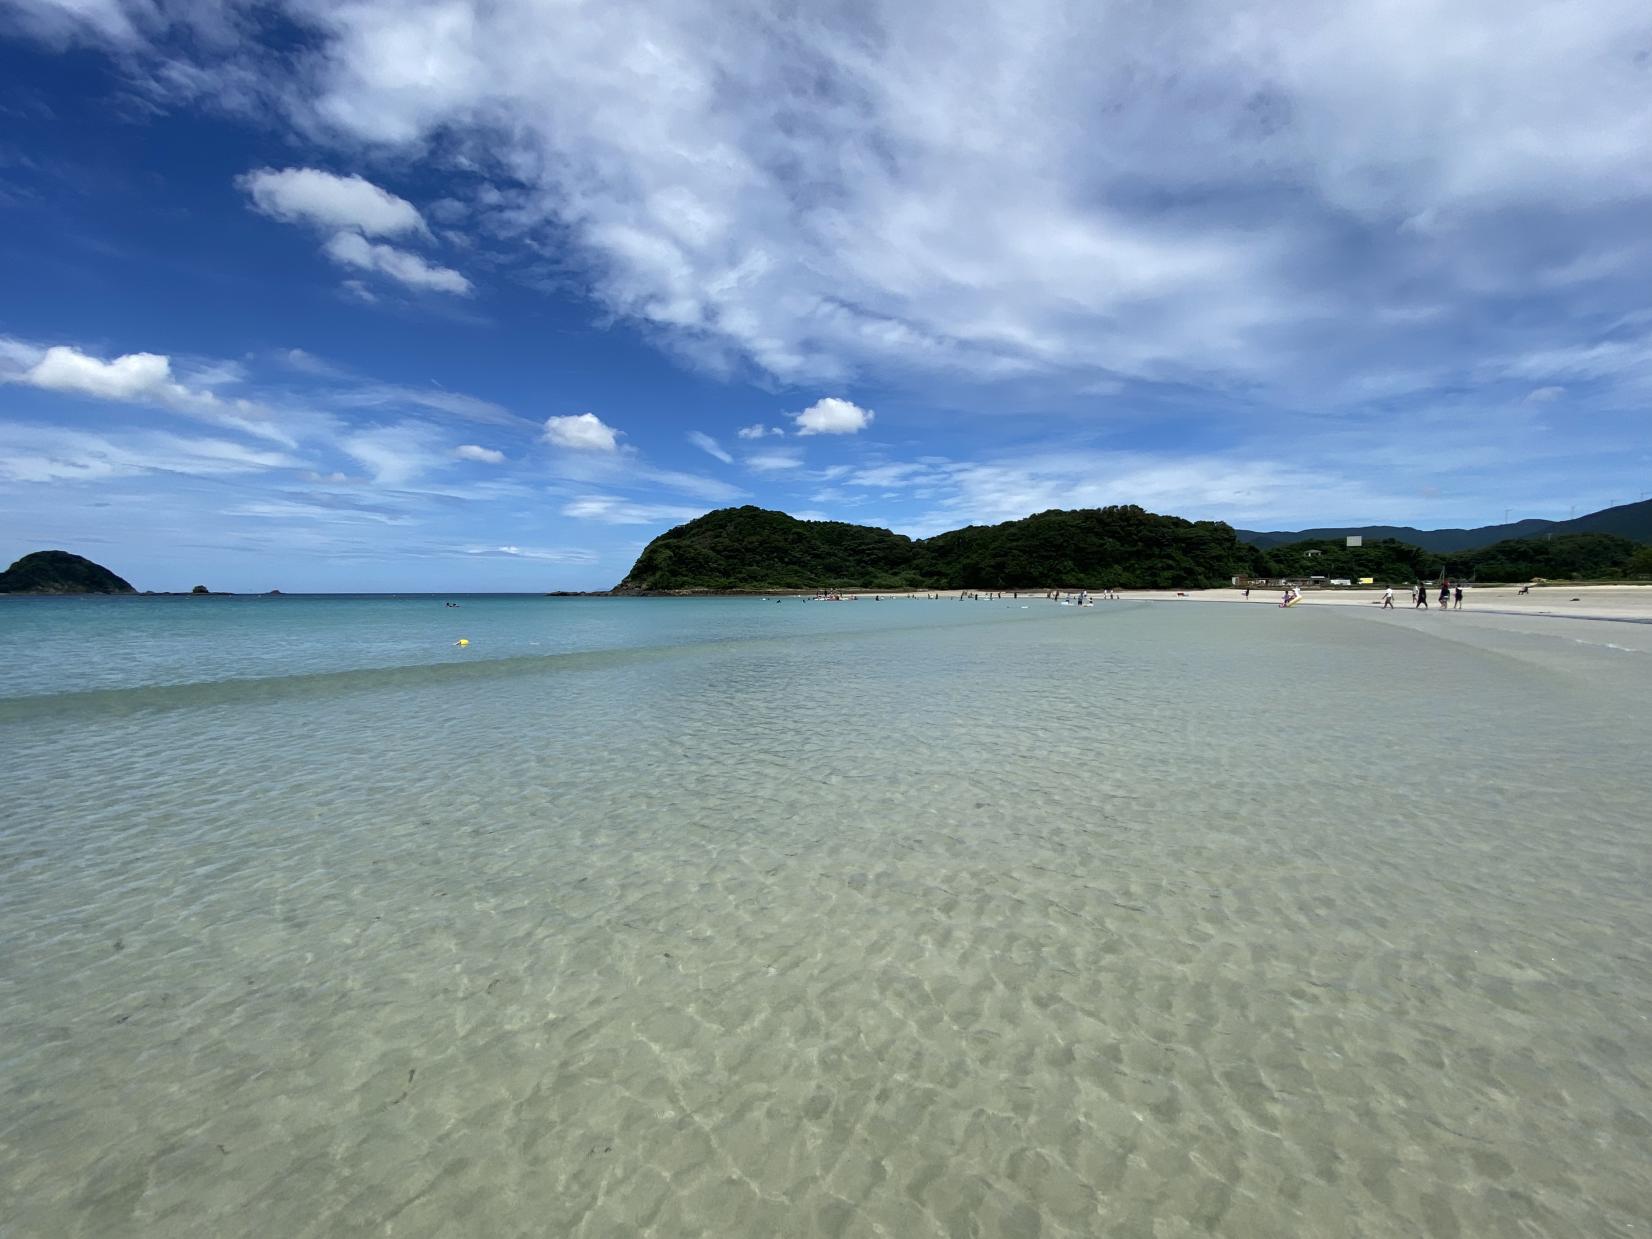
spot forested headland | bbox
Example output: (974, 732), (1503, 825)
(612, 507), (1652, 593)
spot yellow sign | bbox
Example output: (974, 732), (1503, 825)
(1358, 577), (1374, 585)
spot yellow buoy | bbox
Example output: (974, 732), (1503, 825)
(454, 638), (470, 647)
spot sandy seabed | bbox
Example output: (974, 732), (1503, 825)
(1, 599), (1648, 1237)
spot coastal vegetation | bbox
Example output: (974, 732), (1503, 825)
(1256, 532), (1650, 584)
(0, 550), (136, 594)
(613, 505), (1257, 592)
(1238, 496), (1652, 552)
(615, 508), (1652, 593)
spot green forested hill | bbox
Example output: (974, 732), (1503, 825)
(0, 550), (136, 594)
(612, 505), (1259, 592)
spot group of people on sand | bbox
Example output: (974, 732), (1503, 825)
(1411, 581), (1464, 610)
(1379, 582), (1463, 609)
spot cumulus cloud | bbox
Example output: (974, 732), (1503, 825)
(737, 424), (784, 439)
(453, 443), (505, 463)
(686, 430), (732, 463)
(238, 167), (426, 237)
(323, 231), (472, 295)
(544, 412), (621, 452)
(793, 397), (874, 436)
(235, 165), (470, 296)
(26, 346), (175, 401)
(4, 340), (292, 443)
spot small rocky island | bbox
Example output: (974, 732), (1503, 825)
(0, 550), (137, 595)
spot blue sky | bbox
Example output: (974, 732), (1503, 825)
(2, 0), (1650, 591)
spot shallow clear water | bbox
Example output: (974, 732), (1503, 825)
(2, 597), (1648, 1237)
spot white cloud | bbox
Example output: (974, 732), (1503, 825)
(453, 443), (505, 463)
(686, 430), (732, 463)
(204, 0), (1648, 410)
(543, 412), (621, 452)
(849, 445), (1446, 538)
(744, 449), (804, 472)
(0, 422), (299, 484)
(462, 544), (597, 563)
(4, 340), (293, 444)
(561, 495), (706, 524)
(26, 346), (173, 401)
(846, 463), (929, 488)
(323, 231), (472, 295)
(224, 498), (411, 525)
(793, 397), (874, 436)
(628, 465), (744, 502)
(236, 165), (472, 298)
(340, 423), (447, 486)
(1525, 385), (1565, 403)
(18, 0), (1652, 445)
(325, 378), (527, 427)
(540, 450), (746, 502)
(238, 167), (426, 237)
(737, 423), (785, 439)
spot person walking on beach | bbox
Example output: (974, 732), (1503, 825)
(1439, 581), (1451, 609)
(1454, 585), (1463, 609)
(1382, 586), (1394, 608)
(1414, 584), (1427, 608)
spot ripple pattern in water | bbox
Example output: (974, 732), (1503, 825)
(2, 603), (1649, 1237)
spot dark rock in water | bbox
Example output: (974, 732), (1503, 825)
(267, 589), (283, 595)
(0, 550), (136, 595)
(190, 585), (210, 594)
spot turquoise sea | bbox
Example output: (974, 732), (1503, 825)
(2, 594), (1649, 1237)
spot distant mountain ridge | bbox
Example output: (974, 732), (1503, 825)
(1237, 498), (1652, 552)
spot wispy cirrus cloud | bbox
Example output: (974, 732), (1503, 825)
(560, 494), (707, 525)
(461, 543), (597, 563)
(339, 422), (450, 486)
(686, 430), (732, 463)
(0, 422), (301, 483)
(744, 449), (804, 473)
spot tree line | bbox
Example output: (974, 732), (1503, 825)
(615, 507), (1652, 593)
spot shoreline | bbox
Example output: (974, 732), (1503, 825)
(1109, 583), (1652, 624)
(708, 582), (1652, 624)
